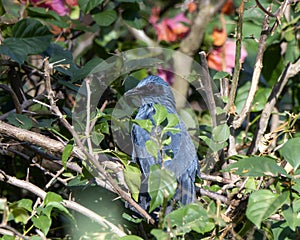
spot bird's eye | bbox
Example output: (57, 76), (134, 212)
(147, 83), (154, 90)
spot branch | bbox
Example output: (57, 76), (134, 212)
(232, 14), (270, 129)
(0, 170), (126, 237)
(227, 0), (245, 114)
(248, 58), (300, 154)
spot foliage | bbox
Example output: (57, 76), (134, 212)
(0, 0), (299, 239)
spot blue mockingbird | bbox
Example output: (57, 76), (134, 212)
(125, 75), (199, 216)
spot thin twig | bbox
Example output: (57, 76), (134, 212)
(227, 0), (245, 114)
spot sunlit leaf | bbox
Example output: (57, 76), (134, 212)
(223, 156), (287, 177)
(280, 137), (300, 170)
(153, 104), (168, 126)
(145, 140), (159, 160)
(62, 144), (73, 169)
(148, 165), (177, 213)
(212, 123), (230, 142)
(246, 190), (288, 228)
(124, 163), (141, 202)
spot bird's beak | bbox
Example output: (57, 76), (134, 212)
(124, 87), (140, 97)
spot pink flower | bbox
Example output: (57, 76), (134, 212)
(207, 40), (247, 73)
(152, 12), (190, 42)
(27, 0), (77, 16)
(157, 67), (174, 85)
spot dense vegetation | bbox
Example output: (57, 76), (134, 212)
(0, 0), (299, 239)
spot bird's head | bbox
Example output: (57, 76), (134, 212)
(125, 75), (176, 108)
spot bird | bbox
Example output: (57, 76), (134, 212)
(125, 75), (199, 217)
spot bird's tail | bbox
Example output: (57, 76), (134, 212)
(177, 173), (195, 205)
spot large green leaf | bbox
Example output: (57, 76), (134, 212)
(246, 190), (288, 228)
(92, 10), (117, 27)
(223, 156), (287, 177)
(280, 137), (300, 170)
(0, 18), (52, 64)
(164, 204), (214, 235)
(148, 165), (177, 213)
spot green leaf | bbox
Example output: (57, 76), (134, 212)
(0, 19), (52, 64)
(164, 204), (214, 235)
(91, 131), (104, 145)
(45, 202), (74, 221)
(7, 113), (33, 129)
(17, 199), (33, 212)
(27, 7), (61, 20)
(145, 140), (159, 160)
(11, 207), (29, 224)
(282, 205), (300, 231)
(78, 0), (105, 14)
(151, 229), (169, 240)
(223, 156), (287, 177)
(280, 138), (300, 170)
(122, 212), (142, 223)
(148, 165), (177, 213)
(132, 119), (153, 133)
(44, 192), (63, 205)
(213, 71), (231, 80)
(246, 190), (288, 228)
(212, 124), (230, 142)
(166, 114), (179, 128)
(124, 163), (141, 202)
(32, 214), (52, 235)
(200, 136), (227, 152)
(252, 87), (271, 112)
(62, 144), (73, 169)
(92, 10), (117, 27)
(153, 104), (168, 126)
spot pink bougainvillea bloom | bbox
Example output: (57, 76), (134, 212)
(207, 40), (247, 73)
(152, 13), (190, 42)
(157, 67), (174, 85)
(28, 0), (69, 16)
(149, 7), (160, 24)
